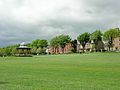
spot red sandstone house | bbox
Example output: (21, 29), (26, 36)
(48, 40), (77, 54)
(113, 37), (120, 51)
(48, 43), (72, 54)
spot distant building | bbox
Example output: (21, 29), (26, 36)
(77, 43), (94, 52)
(113, 37), (120, 51)
(16, 42), (32, 57)
(85, 43), (93, 52)
(48, 40), (77, 54)
(95, 41), (105, 51)
(77, 41), (105, 52)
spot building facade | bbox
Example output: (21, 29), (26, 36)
(48, 40), (77, 54)
(77, 41), (105, 52)
(113, 37), (120, 51)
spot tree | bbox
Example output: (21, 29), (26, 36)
(11, 48), (17, 55)
(3, 44), (19, 56)
(71, 39), (77, 53)
(57, 35), (71, 53)
(0, 48), (5, 57)
(36, 47), (46, 55)
(50, 37), (59, 47)
(31, 47), (37, 55)
(77, 32), (90, 52)
(70, 47), (75, 53)
(90, 30), (102, 50)
(103, 28), (120, 50)
(50, 35), (71, 53)
(38, 40), (48, 49)
(31, 39), (48, 49)
(3, 47), (12, 56)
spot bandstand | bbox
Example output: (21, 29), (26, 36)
(16, 42), (32, 57)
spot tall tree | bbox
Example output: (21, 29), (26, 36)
(36, 47), (46, 55)
(103, 28), (120, 50)
(50, 37), (59, 48)
(31, 47), (37, 55)
(90, 30), (102, 50)
(31, 39), (48, 49)
(77, 32), (90, 52)
(0, 48), (5, 57)
(50, 35), (71, 53)
(57, 35), (71, 53)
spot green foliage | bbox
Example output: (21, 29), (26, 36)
(90, 30), (102, 50)
(50, 35), (71, 53)
(31, 47), (37, 55)
(0, 48), (5, 57)
(57, 35), (71, 48)
(50, 37), (59, 47)
(70, 47), (75, 53)
(11, 48), (17, 55)
(50, 35), (71, 48)
(90, 30), (102, 44)
(27, 43), (32, 48)
(71, 39), (77, 52)
(31, 39), (48, 48)
(77, 32), (90, 50)
(36, 48), (46, 55)
(0, 44), (19, 56)
(103, 28), (120, 49)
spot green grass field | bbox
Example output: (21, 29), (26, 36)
(0, 53), (120, 90)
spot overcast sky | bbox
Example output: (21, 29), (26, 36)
(0, 0), (120, 47)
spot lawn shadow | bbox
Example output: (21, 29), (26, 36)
(0, 81), (9, 84)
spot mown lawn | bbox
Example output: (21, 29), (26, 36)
(0, 53), (120, 90)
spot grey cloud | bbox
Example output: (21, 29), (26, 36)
(0, 0), (120, 47)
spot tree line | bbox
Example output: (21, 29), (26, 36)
(0, 28), (120, 56)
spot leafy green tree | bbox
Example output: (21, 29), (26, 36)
(103, 28), (120, 50)
(50, 37), (59, 47)
(50, 35), (71, 53)
(31, 39), (39, 48)
(0, 48), (5, 57)
(71, 39), (77, 53)
(31, 39), (48, 48)
(77, 32), (90, 52)
(31, 47), (37, 55)
(90, 30), (102, 43)
(36, 47), (46, 55)
(70, 47), (75, 53)
(7, 45), (19, 56)
(11, 48), (17, 55)
(38, 40), (48, 48)
(3, 48), (12, 56)
(50, 36), (59, 54)
(27, 43), (32, 48)
(90, 30), (102, 50)
(57, 35), (71, 53)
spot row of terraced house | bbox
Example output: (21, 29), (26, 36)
(47, 37), (120, 54)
